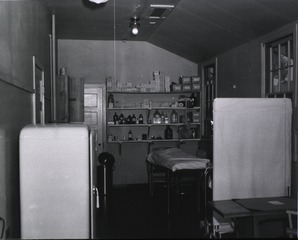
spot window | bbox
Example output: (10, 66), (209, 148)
(265, 35), (294, 98)
(264, 34), (296, 165)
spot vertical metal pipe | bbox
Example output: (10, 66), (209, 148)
(49, 34), (53, 121)
(52, 14), (56, 122)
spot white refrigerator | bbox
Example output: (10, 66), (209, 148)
(19, 124), (99, 239)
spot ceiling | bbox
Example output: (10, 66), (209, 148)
(45, 0), (298, 63)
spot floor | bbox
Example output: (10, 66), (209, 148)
(96, 183), (206, 239)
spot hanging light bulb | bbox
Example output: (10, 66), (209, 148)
(132, 23), (138, 35)
(131, 16), (140, 36)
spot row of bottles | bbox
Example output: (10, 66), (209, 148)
(113, 113), (144, 124)
(108, 125), (198, 142)
(111, 109), (200, 125)
(108, 92), (200, 109)
(153, 110), (178, 124)
(112, 110), (179, 125)
(109, 126), (173, 141)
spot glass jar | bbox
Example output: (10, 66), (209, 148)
(128, 130), (133, 140)
(108, 93), (114, 108)
(178, 95), (185, 107)
(164, 125), (173, 139)
(153, 110), (161, 124)
(119, 113), (124, 124)
(139, 114), (143, 124)
(170, 110), (178, 123)
(164, 114), (169, 124)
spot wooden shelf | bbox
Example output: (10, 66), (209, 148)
(107, 91), (200, 94)
(107, 138), (201, 144)
(107, 123), (200, 127)
(106, 89), (202, 153)
(108, 106), (200, 111)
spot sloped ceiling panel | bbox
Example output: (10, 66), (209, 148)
(45, 0), (298, 63)
(148, 0), (298, 62)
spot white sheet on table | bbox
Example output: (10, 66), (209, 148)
(213, 98), (292, 201)
(147, 148), (210, 172)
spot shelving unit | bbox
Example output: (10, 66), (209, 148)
(106, 90), (202, 153)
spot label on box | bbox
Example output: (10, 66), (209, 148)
(192, 76), (201, 83)
(183, 84), (192, 91)
(192, 83), (201, 91)
(180, 76), (191, 84)
(173, 84), (182, 91)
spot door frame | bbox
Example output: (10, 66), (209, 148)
(84, 83), (106, 152)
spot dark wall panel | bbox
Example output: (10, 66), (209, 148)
(217, 40), (262, 98)
(0, 1), (51, 237)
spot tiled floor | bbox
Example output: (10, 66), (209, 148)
(96, 184), (206, 239)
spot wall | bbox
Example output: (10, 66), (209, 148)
(217, 39), (262, 98)
(204, 23), (297, 197)
(58, 40), (198, 85)
(0, 1), (51, 237)
(58, 39), (198, 184)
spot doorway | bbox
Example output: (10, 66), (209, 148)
(84, 84), (106, 157)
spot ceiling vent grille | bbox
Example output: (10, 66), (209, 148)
(146, 4), (175, 19)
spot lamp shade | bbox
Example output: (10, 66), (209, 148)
(89, 0), (108, 4)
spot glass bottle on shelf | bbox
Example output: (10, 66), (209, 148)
(164, 125), (173, 139)
(132, 114), (136, 124)
(139, 114), (143, 124)
(164, 114), (169, 124)
(119, 113), (124, 124)
(108, 93), (114, 108)
(153, 110), (161, 124)
(161, 112), (165, 123)
(128, 130), (133, 140)
(113, 112), (119, 124)
(170, 110), (178, 123)
(192, 128), (196, 138)
(126, 114), (132, 124)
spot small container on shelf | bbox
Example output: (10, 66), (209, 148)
(164, 115), (169, 124)
(108, 93), (114, 108)
(192, 83), (201, 91)
(191, 76), (201, 83)
(128, 130), (133, 140)
(172, 84), (182, 92)
(178, 95), (186, 107)
(170, 110), (178, 123)
(153, 110), (161, 124)
(182, 84), (192, 92)
(119, 113), (124, 124)
(164, 125), (173, 139)
(138, 114), (144, 124)
(131, 114), (136, 124)
(192, 111), (200, 123)
(113, 112), (119, 124)
(179, 76), (192, 85)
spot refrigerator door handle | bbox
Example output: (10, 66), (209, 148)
(93, 186), (100, 208)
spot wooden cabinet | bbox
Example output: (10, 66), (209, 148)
(106, 91), (201, 145)
(55, 75), (69, 123)
(69, 78), (85, 123)
(55, 76), (85, 123)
